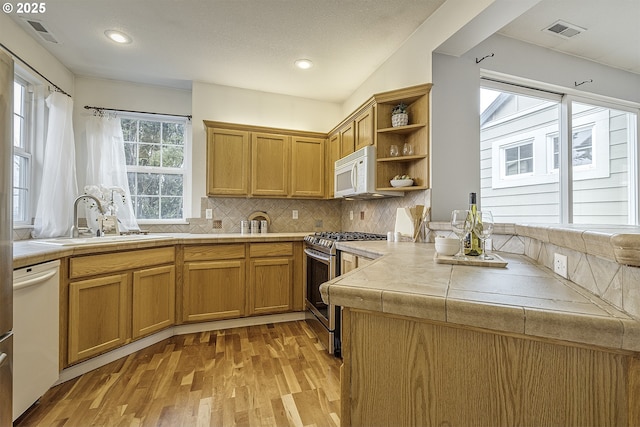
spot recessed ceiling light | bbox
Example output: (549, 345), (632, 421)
(294, 59), (313, 70)
(104, 30), (132, 44)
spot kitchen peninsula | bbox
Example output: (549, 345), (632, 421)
(323, 230), (640, 426)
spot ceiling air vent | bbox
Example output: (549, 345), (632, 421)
(544, 20), (586, 39)
(24, 19), (59, 43)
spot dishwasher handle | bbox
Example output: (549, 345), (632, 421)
(13, 269), (57, 291)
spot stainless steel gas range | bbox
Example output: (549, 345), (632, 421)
(303, 231), (386, 356)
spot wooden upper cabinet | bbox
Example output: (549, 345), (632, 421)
(206, 127), (249, 196)
(251, 133), (289, 196)
(340, 121), (355, 158)
(355, 105), (374, 151)
(327, 132), (341, 198)
(291, 136), (324, 198)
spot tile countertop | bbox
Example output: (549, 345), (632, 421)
(12, 232), (310, 269)
(321, 240), (640, 353)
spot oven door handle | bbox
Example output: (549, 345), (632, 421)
(304, 248), (332, 263)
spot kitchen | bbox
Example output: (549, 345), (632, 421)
(2, 0), (640, 426)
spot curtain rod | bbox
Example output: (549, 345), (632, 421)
(0, 42), (72, 97)
(84, 105), (192, 121)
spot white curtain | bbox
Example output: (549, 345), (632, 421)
(32, 92), (78, 238)
(84, 115), (139, 232)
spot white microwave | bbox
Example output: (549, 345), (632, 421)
(334, 145), (402, 199)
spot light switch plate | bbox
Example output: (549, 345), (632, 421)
(292, 210), (298, 219)
(205, 209), (213, 219)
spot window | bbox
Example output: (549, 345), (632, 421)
(13, 76), (32, 224)
(504, 142), (533, 176)
(122, 115), (189, 221)
(481, 78), (638, 225)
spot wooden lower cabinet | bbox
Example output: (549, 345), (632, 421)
(182, 259), (246, 322)
(341, 308), (640, 427)
(132, 265), (175, 339)
(68, 274), (128, 364)
(340, 252), (373, 275)
(65, 247), (176, 366)
(249, 257), (293, 314)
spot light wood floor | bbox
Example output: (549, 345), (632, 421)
(15, 321), (342, 427)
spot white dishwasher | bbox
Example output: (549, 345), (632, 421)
(13, 259), (60, 421)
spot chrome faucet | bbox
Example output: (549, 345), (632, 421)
(71, 194), (106, 238)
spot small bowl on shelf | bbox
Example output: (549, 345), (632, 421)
(390, 178), (414, 188)
(434, 236), (459, 256)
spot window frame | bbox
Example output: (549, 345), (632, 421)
(120, 112), (191, 224)
(12, 74), (34, 226)
(481, 73), (640, 225)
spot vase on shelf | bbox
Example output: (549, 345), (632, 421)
(391, 113), (409, 127)
(391, 102), (408, 127)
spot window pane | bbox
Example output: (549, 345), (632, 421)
(161, 174), (183, 196)
(505, 147), (518, 162)
(136, 196), (159, 219)
(138, 144), (161, 166)
(124, 142), (136, 166)
(139, 120), (161, 143)
(13, 188), (27, 221)
(572, 102), (635, 224)
(13, 114), (23, 148)
(13, 81), (22, 115)
(480, 87), (560, 223)
(121, 119), (137, 142)
(137, 173), (160, 195)
(162, 145), (184, 168)
(162, 122), (184, 145)
(160, 197), (182, 219)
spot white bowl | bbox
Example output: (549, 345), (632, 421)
(390, 179), (414, 188)
(434, 237), (459, 256)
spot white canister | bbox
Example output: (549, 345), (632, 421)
(387, 231), (394, 242)
(261, 220), (268, 234)
(251, 220), (260, 234)
(241, 220), (249, 234)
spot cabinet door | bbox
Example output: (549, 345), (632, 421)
(251, 133), (289, 196)
(341, 252), (358, 275)
(206, 128), (249, 195)
(249, 258), (293, 315)
(291, 136), (324, 198)
(68, 274), (129, 364)
(355, 106), (374, 151)
(340, 122), (355, 157)
(327, 132), (341, 198)
(132, 265), (175, 339)
(183, 260), (246, 322)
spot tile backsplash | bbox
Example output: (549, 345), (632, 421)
(193, 197), (342, 233)
(340, 190), (431, 235)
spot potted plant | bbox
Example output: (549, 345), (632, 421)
(391, 102), (409, 127)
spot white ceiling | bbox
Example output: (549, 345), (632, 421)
(498, 0), (640, 76)
(8, 0), (640, 103)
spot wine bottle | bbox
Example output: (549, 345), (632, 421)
(464, 192), (483, 256)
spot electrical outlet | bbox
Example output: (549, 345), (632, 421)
(554, 253), (568, 278)
(292, 210), (298, 219)
(349, 211), (353, 220)
(360, 211), (365, 220)
(205, 208), (213, 219)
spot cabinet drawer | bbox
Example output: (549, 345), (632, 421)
(184, 244), (246, 261)
(70, 247), (175, 279)
(249, 242), (293, 258)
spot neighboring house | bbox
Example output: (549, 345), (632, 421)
(480, 89), (633, 224)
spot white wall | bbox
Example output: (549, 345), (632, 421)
(430, 34), (640, 221)
(0, 13), (74, 94)
(190, 81), (342, 215)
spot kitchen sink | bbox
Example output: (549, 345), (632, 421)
(33, 234), (173, 246)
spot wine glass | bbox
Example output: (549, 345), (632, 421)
(450, 209), (472, 259)
(389, 144), (399, 157)
(474, 211), (494, 260)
